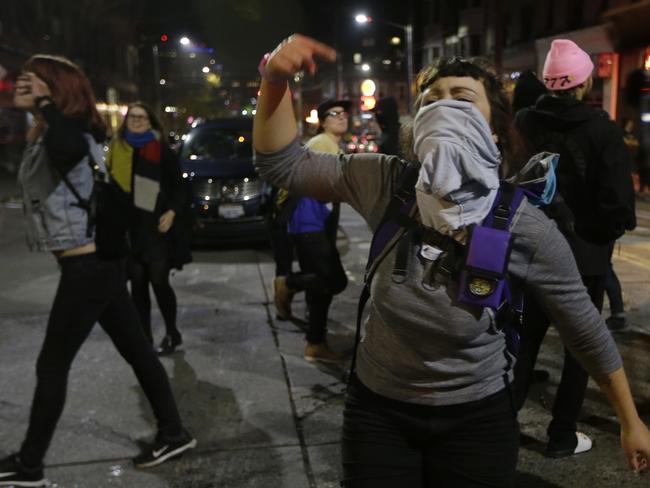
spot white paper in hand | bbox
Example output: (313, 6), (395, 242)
(133, 174), (159, 212)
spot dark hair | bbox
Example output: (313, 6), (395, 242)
(401, 57), (528, 177)
(23, 54), (106, 136)
(119, 101), (165, 138)
(512, 70), (546, 114)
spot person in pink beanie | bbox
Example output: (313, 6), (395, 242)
(515, 39), (636, 458)
(542, 39), (594, 91)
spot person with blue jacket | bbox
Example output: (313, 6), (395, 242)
(272, 99), (350, 363)
(0, 55), (195, 487)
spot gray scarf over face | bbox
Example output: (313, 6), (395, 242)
(413, 99), (502, 235)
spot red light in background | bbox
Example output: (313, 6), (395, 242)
(597, 53), (614, 78)
(160, 34), (169, 42)
(360, 95), (376, 111)
(0, 80), (15, 92)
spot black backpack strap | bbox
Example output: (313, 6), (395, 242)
(54, 148), (101, 238)
(58, 171), (90, 210)
(365, 161), (419, 274)
(391, 229), (412, 284)
(274, 193), (301, 223)
(488, 182), (516, 231)
(481, 181), (526, 230)
(349, 160), (419, 382)
(349, 282), (371, 380)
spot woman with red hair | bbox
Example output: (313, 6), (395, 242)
(0, 55), (195, 487)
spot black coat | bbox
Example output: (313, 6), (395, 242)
(516, 95), (636, 276)
(129, 143), (192, 269)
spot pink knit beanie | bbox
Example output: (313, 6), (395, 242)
(542, 39), (594, 91)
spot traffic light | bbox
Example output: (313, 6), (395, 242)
(360, 79), (377, 111)
(160, 34), (169, 42)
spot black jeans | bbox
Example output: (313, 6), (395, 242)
(19, 253), (183, 467)
(128, 244), (178, 343)
(266, 214), (295, 277)
(287, 231), (348, 344)
(514, 274), (606, 442)
(341, 376), (519, 488)
(605, 261), (624, 316)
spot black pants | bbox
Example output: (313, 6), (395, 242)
(605, 261), (624, 316)
(514, 274), (606, 442)
(19, 253), (183, 467)
(341, 376), (519, 488)
(287, 231), (347, 344)
(267, 214), (294, 277)
(128, 245), (179, 343)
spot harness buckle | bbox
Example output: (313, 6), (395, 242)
(492, 204), (511, 229)
(394, 187), (412, 204)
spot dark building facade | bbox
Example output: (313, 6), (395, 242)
(420, 0), (650, 124)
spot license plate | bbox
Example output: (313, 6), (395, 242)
(218, 204), (245, 219)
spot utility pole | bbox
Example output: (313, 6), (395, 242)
(335, 1), (343, 98)
(406, 23), (414, 110)
(494, 0), (504, 73)
(152, 43), (162, 119)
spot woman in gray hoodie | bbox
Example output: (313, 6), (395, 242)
(253, 34), (650, 487)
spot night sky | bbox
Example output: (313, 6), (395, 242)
(141, 0), (413, 78)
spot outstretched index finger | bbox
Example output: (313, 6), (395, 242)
(300, 36), (337, 63)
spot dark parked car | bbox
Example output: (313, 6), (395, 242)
(179, 118), (271, 244)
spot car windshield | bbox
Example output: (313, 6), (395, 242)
(181, 127), (252, 160)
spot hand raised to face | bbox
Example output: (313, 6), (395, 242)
(14, 72), (52, 109)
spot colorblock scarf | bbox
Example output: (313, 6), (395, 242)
(106, 130), (161, 194)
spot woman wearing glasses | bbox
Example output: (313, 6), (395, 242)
(106, 102), (191, 356)
(272, 99), (350, 363)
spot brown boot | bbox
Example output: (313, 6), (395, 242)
(304, 342), (345, 363)
(273, 276), (294, 320)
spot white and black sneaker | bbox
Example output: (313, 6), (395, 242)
(0, 454), (47, 487)
(133, 429), (197, 468)
(545, 431), (593, 458)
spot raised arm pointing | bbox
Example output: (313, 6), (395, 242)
(253, 34), (337, 153)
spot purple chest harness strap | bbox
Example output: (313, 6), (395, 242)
(349, 163), (526, 382)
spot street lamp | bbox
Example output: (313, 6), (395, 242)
(355, 12), (414, 109)
(355, 13), (371, 24)
(179, 36), (191, 46)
